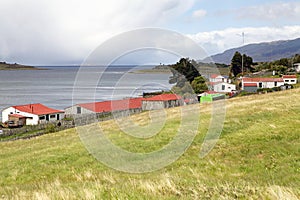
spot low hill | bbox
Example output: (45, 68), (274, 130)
(0, 89), (299, 199)
(207, 37), (300, 64)
(0, 62), (37, 70)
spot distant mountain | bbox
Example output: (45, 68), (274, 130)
(206, 37), (300, 64)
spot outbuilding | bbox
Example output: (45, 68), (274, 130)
(282, 75), (297, 85)
(142, 94), (183, 110)
(2, 103), (64, 126)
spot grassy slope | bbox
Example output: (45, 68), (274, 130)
(0, 89), (299, 199)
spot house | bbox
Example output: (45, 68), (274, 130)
(210, 82), (236, 93)
(142, 94), (183, 110)
(282, 75), (297, 85)
(209, 74), (230, 83)
(242, 77), (285, 92)
(65, 97), (144, 115)
(2, 103), (64, 126)
(208, 74), (235, 93)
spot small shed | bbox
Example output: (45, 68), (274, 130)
(200, 93), (225, 103)
(142, 94), (183, 110)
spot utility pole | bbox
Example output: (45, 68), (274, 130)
(237, 32), (245, 77)
(241, 32), (245, 77)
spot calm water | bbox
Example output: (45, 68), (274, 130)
(0, 66), (173, 119)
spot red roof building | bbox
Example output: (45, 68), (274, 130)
(78, 98), (144, 113)
(2, 103), (64, 125)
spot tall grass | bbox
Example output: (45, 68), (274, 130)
(0, 88), (299, 199)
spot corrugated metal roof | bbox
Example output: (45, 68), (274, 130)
(242, 77), (284, 82)
(142, 94), (181, 101)
(12, 103), (64, 115)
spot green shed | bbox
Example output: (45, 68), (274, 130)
(200, 94), (225, 103)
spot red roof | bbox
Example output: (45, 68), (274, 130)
(244, 83), (257, 87)
(210, 74), (219, 79)
(143, 94), (182, 101)
(12, 103), (64, 115)
(79, 98), (144, 113)
(9, 114), (26, 118)
(282, 75), (297, 79)
(242, 77), (283, 82)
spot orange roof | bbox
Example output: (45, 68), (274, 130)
(79, 98), (144, 113)
(143, 94), (182, 101)
(12, 103), (64, 115)
(242, 77), (283, 82)
(282, 75), (297, 79)
(210, 74), (221, 79)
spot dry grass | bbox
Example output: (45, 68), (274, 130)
(0, 88), (299, 199)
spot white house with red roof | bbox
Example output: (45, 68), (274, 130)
(2, 103), (64, 125)
(65, 97), (145, 115)
(282, 75), (297, 85)
(242, 77), (285, 92)
(209, 74), (236, 93)
(141, 94), (183, 110)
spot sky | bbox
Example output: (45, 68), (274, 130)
(0, 0), (299, 65)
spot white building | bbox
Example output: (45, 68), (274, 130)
(211, 82), (236, 93)
(242, 77), (285, 92)
(209, 74), (230, 83)
(2, 103), (64, 125)
(282, 75), (297, 85)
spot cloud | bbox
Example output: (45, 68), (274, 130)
(0, 0), (195, 65)
(233, 2), (300, 22)
(187, 25), (300, 56)
(192, 9), (207, 19)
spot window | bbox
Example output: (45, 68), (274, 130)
(77, 107), (81, 114)
(39, 116), (45, 120)
(291, 80), (295, 82)
(259, 83), (262, 88)
(10, 112), (13, 114)
(50, 114), (56, 118)
(275, 82), (277, 87)
(222, 85), (225, 90)
(285, 80), (289, 82)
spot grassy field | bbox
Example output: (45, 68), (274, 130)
(0, 88), (299, 199)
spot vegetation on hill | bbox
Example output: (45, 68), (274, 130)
(208, 37), (300, 64)
(0, 62), (37, 70)
(0, 88), (299, 199)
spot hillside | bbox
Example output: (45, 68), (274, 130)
(0, 89), (299, 199)
(0, 62), (37, 70)
(207, 37), (300, 64)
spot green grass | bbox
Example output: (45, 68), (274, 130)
(0, 89), (299, 199)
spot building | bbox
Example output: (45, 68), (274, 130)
(210, 82), (236, 93)
(209, 74), (230, 83)
(2, 103), (64, 126)
(208, 74), (235, 93)
(282, 75), (297, 85)
(242, 77), (285, 92)
(141, 94), (183, 110)
(200, 93), (225, 103)
(65, 97), (144, 115)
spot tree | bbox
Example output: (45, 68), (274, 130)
(169, 58), (200, 87)
(230, 51), (254, 77)
(191, 76), (208, 94)
(230, 52), (242, 77)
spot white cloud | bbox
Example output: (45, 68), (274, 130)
(0, 0), (195, 64)
(187, 25), (300, 56)
(192, 9), (207, 19)
(234, 2), (300, 22)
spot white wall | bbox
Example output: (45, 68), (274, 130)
(65, 105), (95, 115)
(283, 78), (297, 85)
(213, 83), (236, 93)
(2, 107), (38, 125)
